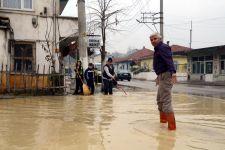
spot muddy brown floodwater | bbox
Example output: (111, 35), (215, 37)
(0, 92), (225, 150)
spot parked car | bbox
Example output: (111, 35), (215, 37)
(116, 71), (132, 81)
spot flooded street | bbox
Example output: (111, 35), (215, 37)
(0, 92), (225, 150)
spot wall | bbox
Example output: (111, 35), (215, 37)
(140, 58), (153, 70)
(133, 72), (156, 81)
(0, 30), (10, 68)
(173, 56), (188, 73)
(140, 55), (188, 73)
(133, 72), (187, 81)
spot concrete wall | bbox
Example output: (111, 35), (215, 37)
(0, 0), (60, 16)
(140, 55), (188, 73)
(133, 72), (187, 81)
(140, 58), (153, 70)
(173, 56), (188, 73)
(0, 30), (10, 68)
(0, 1), (78, 73)
(133, 72), (157, 81)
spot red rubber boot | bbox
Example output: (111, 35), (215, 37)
(160, 112), (167, 123)
(167, 113), (176, 130)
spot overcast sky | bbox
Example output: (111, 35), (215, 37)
(62, 0), (225, 53)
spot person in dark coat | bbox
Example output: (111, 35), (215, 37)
(150, 32), (177, 130)
(84, 63), (95, 95)
(73, 60), (84, 95)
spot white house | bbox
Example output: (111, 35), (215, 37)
(0, 0), (78, 74)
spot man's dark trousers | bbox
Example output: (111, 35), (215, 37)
(103, 79), (113, 95)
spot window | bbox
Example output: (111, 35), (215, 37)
(200, 62), (204, 74)
(191, 55), (213, 74)
(192, 62), (196, 74)
(221, 55), (225, 74)
(13, 42), (35, 72)
(173, 61), (178, 71)
(1, 0), (33, 10)
(206, 62), (213, 74)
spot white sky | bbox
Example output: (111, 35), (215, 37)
(62, 0), (225, 53)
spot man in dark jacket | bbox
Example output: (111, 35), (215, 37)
(102, 58), (115, 95)
(84, 63), (95, 95)
(150, 33), (177, 130)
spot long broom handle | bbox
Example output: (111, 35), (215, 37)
(112, 78), (127, 95)
(75, 69), (84, 84)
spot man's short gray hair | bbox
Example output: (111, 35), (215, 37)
(150, 32), (162, 39)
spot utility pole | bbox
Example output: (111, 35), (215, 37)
(52, 0), (57, 73)
(160, 0), (164, 41)
(77, 0), (88, 69)
(136, 0), (164, 40)
(189, 21), (192, 49)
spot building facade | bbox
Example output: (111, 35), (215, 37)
(0, 0), (78, 93)
(0, 0), (78, 74)
(187, 45), (225, 82)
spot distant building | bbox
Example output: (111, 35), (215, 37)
(187, 45), (225, 82)
(113, 47), (153, 73)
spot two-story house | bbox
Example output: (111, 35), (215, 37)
(0, 0), (78, 73)
(0, 0), (78, 93)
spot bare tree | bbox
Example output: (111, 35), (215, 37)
(88, 0), (124, 68)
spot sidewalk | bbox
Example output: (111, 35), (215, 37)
(118, 79), (225, 99)
(133, 78), (225, 86)
(179, 80), (225, 86)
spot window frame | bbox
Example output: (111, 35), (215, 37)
(220, 55), (225, 74)
(11, 41), (36, 73)
(0, 0), (34, 11)
(191, 55), (213, 74)
(205, 61), (213, 74)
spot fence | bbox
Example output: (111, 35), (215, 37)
(0, 63), (65, 95)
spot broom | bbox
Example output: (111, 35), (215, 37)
(76, 70), (91, 96)
(112, 78), (127, 95)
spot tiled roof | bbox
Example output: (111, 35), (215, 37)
(113, 44), (190, 63)
(170, 45), (191, 53)
(113, 47), (154, 63)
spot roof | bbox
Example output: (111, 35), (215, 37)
(113, 47), (154, 63)
(188, 45), (225, 55)
(113, 44), (190, 63)
(128, 47), (153, 60)
(170, 45), (191, 53)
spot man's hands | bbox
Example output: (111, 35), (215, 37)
(111, 75), (116, 80)
(155, 73), (177, 86)
(171, 73), (177, 84)
(155, 76), (159, 86)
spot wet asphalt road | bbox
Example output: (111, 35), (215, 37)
(0, 92), (225, 150)
(118, 79), (225, 99)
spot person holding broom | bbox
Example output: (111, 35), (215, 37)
(73, 60), (84, 95)
(102, 58), (116, 95)
(150, 33), (177, 130)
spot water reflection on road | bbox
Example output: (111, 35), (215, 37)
(0, 92), (224, 150)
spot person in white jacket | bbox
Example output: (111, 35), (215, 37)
(102, 58), (115, 95)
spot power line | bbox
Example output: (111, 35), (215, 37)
(165, 16), (225, 26)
